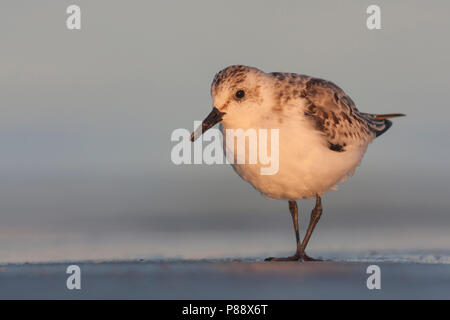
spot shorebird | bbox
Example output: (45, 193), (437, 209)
(191, 65), (404, 261)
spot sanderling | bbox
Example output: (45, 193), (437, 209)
(191, 65), (405, 261)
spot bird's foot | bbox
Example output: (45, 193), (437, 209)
(264, 254), (301, 262)
(264, 253), (324, 262)
(300, 253), (323, 262)
(265, 249), (327, 262)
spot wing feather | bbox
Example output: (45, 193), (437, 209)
(301, 77), (391, 150)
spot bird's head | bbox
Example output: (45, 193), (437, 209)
(191, 65), (269, 141)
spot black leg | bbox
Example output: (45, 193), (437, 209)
(265, 200), (301, 261)
(299, 195), (323, 261)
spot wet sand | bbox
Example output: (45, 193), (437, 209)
(1, 259), (449, 299)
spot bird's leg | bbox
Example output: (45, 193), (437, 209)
(299, 195), (323, 261)
(265, 200), (301, 261)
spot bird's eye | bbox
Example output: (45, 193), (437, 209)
(235, 90), (245, 99)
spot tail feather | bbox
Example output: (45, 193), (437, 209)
(373, 113), (406, 120)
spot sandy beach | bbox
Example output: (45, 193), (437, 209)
(1, 254), (449, 299)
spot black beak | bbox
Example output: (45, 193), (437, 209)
(190, 107), (226, 142)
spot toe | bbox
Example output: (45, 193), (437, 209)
(300, 254), (323, 262)
(264, 255), (300, 262)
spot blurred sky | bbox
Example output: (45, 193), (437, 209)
(0, 1), (449, 262)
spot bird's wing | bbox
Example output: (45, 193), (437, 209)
(300, 77), (390, 151)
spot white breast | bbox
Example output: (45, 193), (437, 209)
(221, 112), (370, 200)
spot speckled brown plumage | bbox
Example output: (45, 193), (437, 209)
(210, 66), (402, 152)
(211, 65), (249, 96)
(268, 72), (394, 151)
